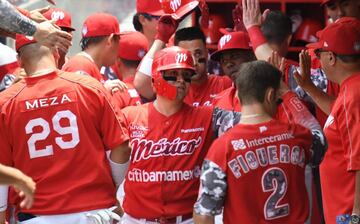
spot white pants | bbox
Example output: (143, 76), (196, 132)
(18, 208), (105, 224)
(121, 213), (193, 224)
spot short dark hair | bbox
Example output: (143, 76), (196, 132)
(80, 35), (119, 51)
(133, 13), (143, 32)
(174, 27), (206, 45)
(236, 60), (282, 105)
(119, 58), (141, 68)
(261, 11), (292, 45)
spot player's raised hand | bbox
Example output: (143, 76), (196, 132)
(104, 79), (128, 95)
(33, 20), (72, 53)
(242, 0), (270, 29)
(155, 14), (179, 43)
(29, 6), (50, 23)
(294, 50), (313, 90)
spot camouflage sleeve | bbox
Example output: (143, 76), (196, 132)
(0, 0), (37, 36)
(212, 107), (241, 138)
(194, 160), (227, 216)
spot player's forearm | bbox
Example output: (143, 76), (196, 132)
(0, 164), (22, 185)
(353, 171), (360, 215)
(193, 213), (215, 224)
(134, 73), (155, 100)
(0, 0), (37, 36)
(302, 83), (335, 115)
(254, 43), (274, 61)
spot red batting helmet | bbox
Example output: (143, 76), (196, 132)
(203, 14), (227, 44)
(293, 19), (323, 44)
(152, 46), (195, 100)
(161, 0), (199, 21)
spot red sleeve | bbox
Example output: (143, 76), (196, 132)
(205, 137), (229, 172)
(99, 88), (129, 150)
(336, 93), (360, 171)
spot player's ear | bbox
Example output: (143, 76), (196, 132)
(328, 51), (337, 66)
(264, 87), (276, 104)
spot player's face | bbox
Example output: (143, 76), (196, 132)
(141, 14), (160, 43)
(177, 39), (208, 82)
(326, 0), (360, 22)
(162, 68), (193, 100)
(220, 49), (255, 81)
(104, 35), (120, 67)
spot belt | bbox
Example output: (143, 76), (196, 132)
(145, 213), (192, 224)
(17, 212), (37, 222)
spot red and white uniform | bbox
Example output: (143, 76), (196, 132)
(205, 120), (312, 224)
(184, 75), (232, 107)
(212, 85), (241, 111)
(0, 71), (128, 215)
(122, 103), (214, 219)
(62, 53), (107, 83)
(320, 74), (360, 223)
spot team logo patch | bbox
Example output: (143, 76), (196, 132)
(219, 34), (231, 49)
(231, 139), (246, 151)
(175, 52), (188, 63)
(170, 0), (182, 12)
(259, 126), (268, 133)
(289, 97), (304, 112)
(51, 11), (65, 21)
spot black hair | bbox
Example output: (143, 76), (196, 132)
(119, 58), (142, 68)
(261, 11), (292, 45)
(174, 27), (206, 45)
(80, 35), (119, 51)
(133, 13), (143, 32)
(236, 60), (282, 105)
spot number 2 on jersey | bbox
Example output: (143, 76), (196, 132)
(262, 167), (290, 220)
(25, 110), (80, 159)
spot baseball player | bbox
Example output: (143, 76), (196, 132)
(306, 17), (360, 224)
(111, 31), (147, 109)
(134, 16), (232, 105)
(321, 0), (360, 23)
(42, 7), (76, 69)
(0, 34), (129, 224)
(133, 0), (164, 47)
(193, 60), (327, 224)
(210, 31), (255, 111)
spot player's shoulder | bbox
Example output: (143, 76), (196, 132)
(280, 121), (312, 139)
(62, 54), (96, 73)
(187, 103), (214, 115)
(0, 79), (26, 108)
(58, 71), (107, 95)
(122, 102), (149, 116)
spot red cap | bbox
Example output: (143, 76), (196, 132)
(43, 8), (75, 31)
(15, 34), (37, 52)
(136, 0), (164, 16)
(82, 13), (120, 38)
(203, 14), (227, 44)
(321, 0), (334, 6)
(293, 19), (323, 43)
(211, 31), (252, 61)
(118, 31), (148, 61)
(161, 0), (199, 21)
(306, 17), (360, 55)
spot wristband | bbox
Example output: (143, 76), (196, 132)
(109, 159), (129, 187)
(247, 25), (267, 51)
(16, 7), (30, 18)
(137, 57), (153, 77)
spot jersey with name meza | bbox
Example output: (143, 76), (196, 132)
(121, 102), (240, 219)
(0, 70), (129, 215)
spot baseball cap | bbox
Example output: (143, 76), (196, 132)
(321, 0), (335, 6)
(211, 31), (252, 61)
(82, 13), (120, 38)
(15, 34), (37, 52)
(136, 0), (164, 16)
(161, 0), (199, 21)
(43, 8), (75, 31)
(118, 31), (149, 61)
(306, 17), (360, 55)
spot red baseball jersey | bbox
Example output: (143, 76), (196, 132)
(122, 103), (214, 218)
(212, 86), (241, 111)
(112, 83), (141, 109)
(0, 71), (129, 215)
(184, 75), (232, 107)
(206, 120), (312, 224)
(320, 74), (360, 223)
(62, 53), (107, 83)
